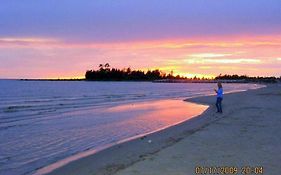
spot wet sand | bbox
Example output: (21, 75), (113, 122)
(45, 84), (281, 175)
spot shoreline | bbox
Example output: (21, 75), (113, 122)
(114, 84), (281, 175)
(8, 78), (277, 84)
(40, 86), (268, 175)
(34, 99), (208, 175)
(40, 85), (273, 175)
(0, 81), (263, 175)
(35, 100), (209, 175)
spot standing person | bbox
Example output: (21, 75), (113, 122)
(214, 82), (223, 113)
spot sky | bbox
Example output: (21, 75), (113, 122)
(0, 0), (281, 79)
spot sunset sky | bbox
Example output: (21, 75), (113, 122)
(0, 0), (281, 79)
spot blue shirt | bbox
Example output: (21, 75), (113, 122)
(217, 88), (223, 98)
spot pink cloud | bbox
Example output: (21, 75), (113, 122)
(0, 35), (281, 78)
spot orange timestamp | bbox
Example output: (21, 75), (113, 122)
(195, 166), (263, 174)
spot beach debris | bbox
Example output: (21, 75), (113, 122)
(148, 139), (152, 143)
(140, 136), (147, 140)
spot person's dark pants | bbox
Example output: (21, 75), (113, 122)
(216, 97), (223, 113)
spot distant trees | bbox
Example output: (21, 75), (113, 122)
(85, 63), (186, 81)
(215, 74), (248, 80)
(85, 64), (279, 83)
(215, 74), (278, 83)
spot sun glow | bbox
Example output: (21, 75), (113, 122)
(45, 76), (85, 80)
(0, 35), (280, 78)
(176, 72), (215, 79)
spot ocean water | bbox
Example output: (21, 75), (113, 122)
(0, 80), (262, 175)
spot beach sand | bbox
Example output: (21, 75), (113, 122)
(46, 84), (281, 175)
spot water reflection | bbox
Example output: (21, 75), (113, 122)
(35, 100), (207, 175)
(107, 99), (208, 127)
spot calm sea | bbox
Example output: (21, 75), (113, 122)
(0, 80), (262, 175)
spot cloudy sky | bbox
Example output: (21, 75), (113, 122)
(0, 0), (281, 78)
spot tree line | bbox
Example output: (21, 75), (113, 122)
(85, 63), (186, 81)
(215, 74), (279, 83)
(85, 64), (280, 83)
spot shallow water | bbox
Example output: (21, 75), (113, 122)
(0, 80), (262, 175)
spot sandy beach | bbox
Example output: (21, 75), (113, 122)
(45, 84), (281, 175)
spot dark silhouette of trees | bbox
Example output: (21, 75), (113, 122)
(85, 64), (279, 83)
(85, 64), (186, 81)
(215, 74), (278, 83)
